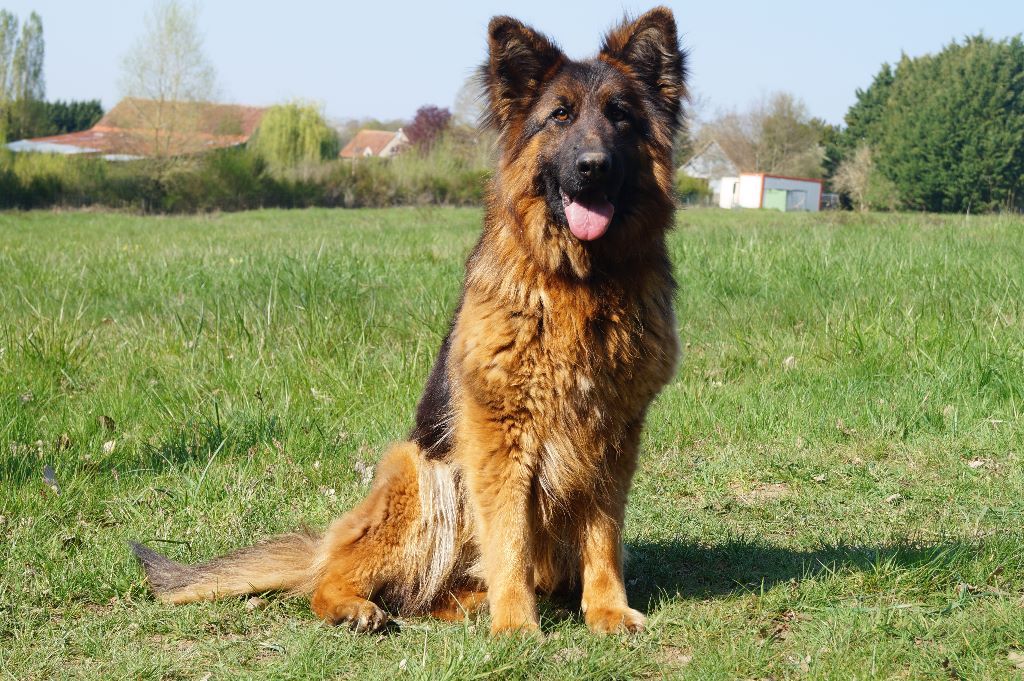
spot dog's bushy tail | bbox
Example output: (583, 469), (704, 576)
(131, 530), (322, 604)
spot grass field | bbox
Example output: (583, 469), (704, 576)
(2, 206), (1023, 680)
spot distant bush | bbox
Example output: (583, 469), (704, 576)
(405, 105), (452, 151)
(0, 126), (495, 212)
(0, 150), (19, 201)
(675, 173), (712, 205)
(160, 149), (273, 212)
(387, 129), (492, 204)
(830, 144), (899, 212)
(299, 130), (492, 208)
(0, 149), (108, 208)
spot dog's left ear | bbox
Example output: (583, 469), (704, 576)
(600, 7), (687, 130)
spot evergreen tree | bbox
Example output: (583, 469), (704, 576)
(43, 99), (104, 134)
(812, 118), (844, 183)
(838, 35), (1024, 212)
(842, 63), (895, 154)
(877, 35), (1024, 212)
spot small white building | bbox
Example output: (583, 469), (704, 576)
(719, 173), (823, 212)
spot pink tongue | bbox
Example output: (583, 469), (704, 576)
(565, 196), (614, 241)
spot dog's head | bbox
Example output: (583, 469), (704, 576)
(479, 7), (686, 277)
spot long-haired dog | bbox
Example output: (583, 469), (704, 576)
(134, 7), (685, 635)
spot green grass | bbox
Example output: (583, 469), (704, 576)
(2, 206), (1023, 679)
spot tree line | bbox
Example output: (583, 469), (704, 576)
(688, 34), (1024, 212)
(0, 1), (490, 212)
(3, 0), (1021, 213)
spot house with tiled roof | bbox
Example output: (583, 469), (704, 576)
(339, 128), (408, 159)
(5, 98), (267, 160)
(679, 139), (740, 203)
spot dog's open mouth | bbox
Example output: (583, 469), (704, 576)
(560, 189), (614, 241)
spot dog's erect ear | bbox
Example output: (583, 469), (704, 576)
(600, 7), (687, 129)
(480, 16), (565, 131)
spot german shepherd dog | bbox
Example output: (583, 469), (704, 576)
(133, 7), (685, 636)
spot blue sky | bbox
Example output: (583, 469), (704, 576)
(3, 1), (1022, 125)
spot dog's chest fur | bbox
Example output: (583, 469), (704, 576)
(451, 262), (677, 510)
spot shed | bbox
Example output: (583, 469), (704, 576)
(719, 173), (823, 212)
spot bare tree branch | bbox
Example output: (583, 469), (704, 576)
(119, 0), (218, 157)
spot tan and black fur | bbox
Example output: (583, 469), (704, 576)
(134, 7), (686, 636)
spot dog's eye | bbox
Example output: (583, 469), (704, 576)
(551, 107), (570, 122)
(607, 106), (629, 123)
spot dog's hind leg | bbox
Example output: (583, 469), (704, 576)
(309, 441), (423, 631)
(429, 587), (488, 621)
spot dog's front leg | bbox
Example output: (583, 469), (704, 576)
(579, 501), (645, 634)
(463, 444), (539, 635)
(580, 430), (645, 635)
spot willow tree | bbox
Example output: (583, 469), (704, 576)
(249, 102), (339, 174)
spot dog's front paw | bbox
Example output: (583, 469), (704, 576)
(487, 589), (541, 636)
(585, 606), (646, 634)
(489, 610), (541, 637)
(489, 616), (541, 637)
(314, 596), (389, 633)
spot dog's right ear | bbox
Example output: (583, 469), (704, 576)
(479, 17), (565, 131)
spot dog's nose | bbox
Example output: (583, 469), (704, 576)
(576, 152), (610, 182)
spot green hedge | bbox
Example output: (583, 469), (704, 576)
(675, 173), (712, 205)
(0, 139), (490, 212)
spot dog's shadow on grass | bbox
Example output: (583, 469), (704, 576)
(621, 539), (969, 609)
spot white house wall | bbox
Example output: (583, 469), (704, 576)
(737, 175), (763, 209)
(719, 177), (739, 208)
(379, 130), (410, 158)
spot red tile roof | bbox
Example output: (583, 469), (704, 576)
(12, 98), (267, 158)
(340, 129), (402, 158)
